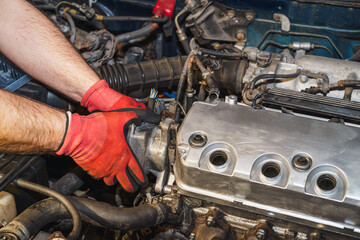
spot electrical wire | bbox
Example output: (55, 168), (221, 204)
(150, 88), (158, 98)
(55, 1), (76, 16)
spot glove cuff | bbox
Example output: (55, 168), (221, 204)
(55, 111), (71, 152)
(55, 112), (79, 156)
(81, 80), (121, 112)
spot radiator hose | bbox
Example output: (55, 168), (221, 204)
(0, 197), (169, 240)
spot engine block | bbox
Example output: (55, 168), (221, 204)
(175, 101), (360, 237)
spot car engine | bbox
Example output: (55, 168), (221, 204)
(0, 0), (360, 239)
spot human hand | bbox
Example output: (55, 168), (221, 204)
(56, 109), (160, 192)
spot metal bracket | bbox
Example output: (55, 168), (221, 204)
(88, 0), (97, 7)
(273, 13), (290, 33)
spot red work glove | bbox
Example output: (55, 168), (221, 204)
(81, 80), (145, 112)
(56, 109), (161, 192)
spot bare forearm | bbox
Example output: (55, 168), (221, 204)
(0, 0), (100, 102)
(0, 89), (66, 153)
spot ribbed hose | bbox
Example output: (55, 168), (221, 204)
(97, 57), (249, 96)
(97, 56), (187, 96)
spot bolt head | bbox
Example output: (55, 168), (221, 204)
(256, 229), (266, 240)
(206, 216), (215, 226)
(227, 10), (236, 19)
(236, 32), (245, 40)
(189, 233), (196, 240)
(246, 12), (254, 21)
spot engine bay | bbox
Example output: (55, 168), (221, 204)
(1, 0), (360, 239)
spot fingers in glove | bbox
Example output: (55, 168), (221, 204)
(127, 161), (148, 186)
(103, 173), (116, 186)
(115, 167), (140, 192)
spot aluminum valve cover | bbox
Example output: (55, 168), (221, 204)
(175, 101), (360, 236)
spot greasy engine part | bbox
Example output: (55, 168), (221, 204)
(262, 87), (360, 123)
(185, 1), (255, 45)
(190, 209), (233, 240)
(175, 101), (360, 239)
(242, 51), (360, 102)
(97, 56), (248, 97)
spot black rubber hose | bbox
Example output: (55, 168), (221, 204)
(180, 39), (191, 55)
(97, 56), (187, 96)
(250, 68), (302, 90)
(69, 197), (168, 230)
(116, 23), (158, 43)
(0, 196), (168, 239)
(175, 54), (194, 120)
(100, 15), (168, 23)
(199, 48), (245, 59)
(7, 179), (81, 240)
(97, 56), (248, 96)
(215, 44), (242, 53)
(261, 40), (289, 51)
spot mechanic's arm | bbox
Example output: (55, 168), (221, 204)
(0, 88), (148, 192)
(0, 89), (66, 153)
(0, 0), (147, 112)
(0, 0), (99, 102)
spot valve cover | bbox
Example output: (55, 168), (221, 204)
(175, 101), (360, 237)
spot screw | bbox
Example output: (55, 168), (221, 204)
(245, 12), (254, 21)
(206, 216), (215, 226)
(256, 229), (266, 240)
(189, 233), (196, 240)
